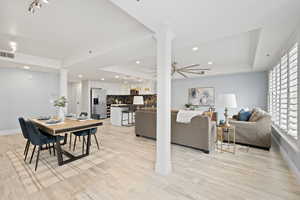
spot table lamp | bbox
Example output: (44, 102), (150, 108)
(219, 94), (237, 126)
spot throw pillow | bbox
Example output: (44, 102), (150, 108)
(203, 111), (213, 118)
(238, 110), (252, 121)
(249, 108), (264, 122)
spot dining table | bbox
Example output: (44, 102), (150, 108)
(31, 118), (103, 166)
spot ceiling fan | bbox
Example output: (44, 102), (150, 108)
(171, 61), (210, 78)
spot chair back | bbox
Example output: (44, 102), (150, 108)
(128, 105), (136, 112)
(18, 117), (29, 139)
(25, 121), (44, 145)
(80, 112), (88, 117)
(91, 128), (97, 134)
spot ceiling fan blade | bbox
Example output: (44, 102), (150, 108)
(183, 71), (205, 75)
(181, 68), (211, 71)
(178, 71), (188, 78)
(180, 64), (201, 70)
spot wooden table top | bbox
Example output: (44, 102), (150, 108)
(31, 118), (103, 135)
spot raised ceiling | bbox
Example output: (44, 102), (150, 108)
(0, 0), (300, 82)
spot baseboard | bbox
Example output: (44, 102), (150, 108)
(272, 135), (300, 184)
(0, 128), (21, 136)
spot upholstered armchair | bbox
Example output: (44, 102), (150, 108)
(229, 111), (272, 150)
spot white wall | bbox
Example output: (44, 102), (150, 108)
(171, 71), (268, 120)
(90, 81), (125, 95)
(81, 80), (90, 114)
(0, 68), (59, 132)
(68, 82), (82, 115)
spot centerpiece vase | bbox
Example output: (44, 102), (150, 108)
(58, 107), (65, 122)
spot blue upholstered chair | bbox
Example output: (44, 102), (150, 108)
(25, 121), (64, 171)
(18, 118), (31, 161)
(71, 128), (100, 153)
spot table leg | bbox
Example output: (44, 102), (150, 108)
(69, 133), (72, 150)
(86, 131), (91, 155)
(233, 128), (236, 154)
(55, 136), (64, 166)
(221, 130), (223, 152)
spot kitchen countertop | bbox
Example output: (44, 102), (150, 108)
(111, 104), (131, 107)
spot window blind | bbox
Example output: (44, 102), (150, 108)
(268, 43), (298, 140)
(288, 44), (298, 138)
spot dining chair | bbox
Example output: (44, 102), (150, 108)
(80, 112), (88, 117)
(71, 128), (100, 153)
(25, 121), (65, 171)
(18, 117), (31, 161)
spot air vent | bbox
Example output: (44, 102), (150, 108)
(0, 51), (15, 59)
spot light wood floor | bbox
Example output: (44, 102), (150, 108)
(1, 120), (300, 200)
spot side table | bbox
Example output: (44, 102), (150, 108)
(216, 124), (236, 154)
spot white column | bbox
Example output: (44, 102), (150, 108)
(155, 24), (175, 175)
(60, 68), (68, 113)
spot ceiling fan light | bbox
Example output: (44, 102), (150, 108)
(28, 0), (49, 14)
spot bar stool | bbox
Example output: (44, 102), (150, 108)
(121, 110), (130, 126)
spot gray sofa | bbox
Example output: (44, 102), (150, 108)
(135, 109), (216, 153)
(229, 108), (272, 150)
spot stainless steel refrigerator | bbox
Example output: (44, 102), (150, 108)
(90, 88), (107, 119)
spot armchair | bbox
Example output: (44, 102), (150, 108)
(229, 112), (272, 150)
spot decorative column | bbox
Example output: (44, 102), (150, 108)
(59, 68), (68, 113)
(155, 24), (175, 175)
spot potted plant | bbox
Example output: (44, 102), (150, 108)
(54, 96), (67, 121)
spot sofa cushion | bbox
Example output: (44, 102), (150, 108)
(249, 108), (265, 122)
(238, 109), (252, 121)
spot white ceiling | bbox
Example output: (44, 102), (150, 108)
(0, 0), (300, 82)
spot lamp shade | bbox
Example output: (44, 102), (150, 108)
(133, 96), (144, 105)
(219, 94), (237, 108)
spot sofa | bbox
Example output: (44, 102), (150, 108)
(135, 109), (216, 153)
(229, 108), (272, 150)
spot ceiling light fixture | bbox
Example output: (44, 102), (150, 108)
(192, 46), (199, 51)
(136, 60), (141, 64)
(24, 66), (30, 70)
(28, 0), (50, 14)
(115, 75), (120, 79)
(101, 78), (105, 81)
(208, 61), (213, 65)
(78, 74), (83, 78)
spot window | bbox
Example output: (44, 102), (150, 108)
(288, 44), (298, 138)
(268, 43), (298, 140)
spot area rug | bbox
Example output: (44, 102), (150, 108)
(6, 143), (119, 194)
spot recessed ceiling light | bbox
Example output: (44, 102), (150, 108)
(115, 75), (120, 79)
(208, 61), (213, 65)
(101, 78), (105, 81)
(23, 66), (30, 70)
(192, 46), (199, 51)
(78, 74), (83, 78)
(138, 79), (143, 82)
(136, 60), (141, 64)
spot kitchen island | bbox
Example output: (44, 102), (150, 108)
(110, 104), (134, 126)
